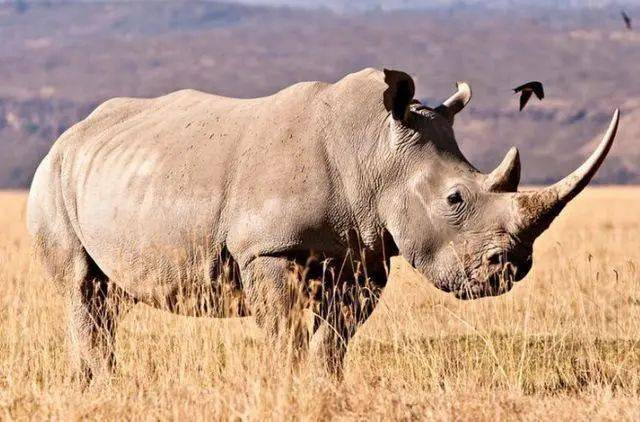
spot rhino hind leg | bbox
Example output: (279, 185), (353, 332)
(66, 255), (134, 385)
(33, 226), (133, 384)
(29, 165), (135, 383)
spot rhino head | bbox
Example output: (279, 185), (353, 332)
(377, 69), (619, 299)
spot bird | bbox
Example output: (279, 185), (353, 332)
(513, 81), (544, 112)
(621, 10), (632, 30)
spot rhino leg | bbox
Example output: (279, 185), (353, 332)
(242, 253), (386, 378)
(66, 259), (134, 385)
(241, 256), (311, 363)
(308, 322), (347, 377)
(35, 233), (133, 384)
(308, 265), (385, 379)
(28, 157), (137, 384)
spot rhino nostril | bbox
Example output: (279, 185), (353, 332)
(486, 251), (503, 266)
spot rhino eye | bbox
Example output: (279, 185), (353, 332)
(447, 191), (463, 206)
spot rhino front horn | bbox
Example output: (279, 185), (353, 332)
(516, 109), (620, 237)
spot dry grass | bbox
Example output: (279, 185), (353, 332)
(1, 187), (639, 420)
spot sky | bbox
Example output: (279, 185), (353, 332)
(230, 0), (640, 12)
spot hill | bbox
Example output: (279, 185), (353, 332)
(0, 1), (638, 187)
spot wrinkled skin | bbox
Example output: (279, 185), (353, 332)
(379, 106), (532, 300)
(26, 68), (617, 382)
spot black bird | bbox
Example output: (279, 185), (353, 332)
(622, 10), (632, 30)
(513, 81), (544, 111)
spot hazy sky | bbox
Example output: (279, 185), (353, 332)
(230, 0), (640, 12)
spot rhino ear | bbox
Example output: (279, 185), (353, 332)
(383, 69), (415, 121)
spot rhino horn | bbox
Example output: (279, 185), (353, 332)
(516, 109), (619, 238)
(435, 81), (472, 123)
(485, 147), (521, 192)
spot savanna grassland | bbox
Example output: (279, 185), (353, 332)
(1, 187), (639, 420)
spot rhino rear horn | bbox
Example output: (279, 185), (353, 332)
(485, 147), (521, 192)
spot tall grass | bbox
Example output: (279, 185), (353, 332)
(1, 187), (639, 420)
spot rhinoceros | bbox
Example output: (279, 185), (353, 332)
(27, 68), (619, 381)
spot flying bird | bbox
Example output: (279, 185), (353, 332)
(513, 81), (544, 112)
(621, 10), (632, 30)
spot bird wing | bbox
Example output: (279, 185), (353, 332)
(519, 90), (533, 111)
(532, 82), (544, 100)
(622, 11), (632, 29)
(513, 83), (528, 93)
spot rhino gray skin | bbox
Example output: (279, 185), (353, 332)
(27, 68), (619, 381)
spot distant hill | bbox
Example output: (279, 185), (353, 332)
(0, 1), (638, 187)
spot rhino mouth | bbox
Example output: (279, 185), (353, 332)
(454, 267), (516, 300)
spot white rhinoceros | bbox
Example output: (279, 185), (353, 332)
(27, 68), (619, 381)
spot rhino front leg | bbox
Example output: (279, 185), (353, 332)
(308, 278), (382, 379)
(241, 256), (310, 362)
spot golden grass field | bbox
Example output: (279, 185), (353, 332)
(1, 187), (639, 420)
